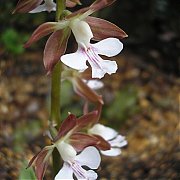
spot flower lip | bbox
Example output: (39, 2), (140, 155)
(61, 37), (121, 79)
(70, 161), (87, 179)
(55, 146), (100, 180)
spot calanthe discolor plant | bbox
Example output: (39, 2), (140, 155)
(13, 0), (128, 179)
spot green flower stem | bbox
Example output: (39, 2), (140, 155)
(56, 0), (66, 21)
(50, 63), (61, 127)
(51, 0), (65, 177)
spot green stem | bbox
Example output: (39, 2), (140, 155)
(50, 62), (61, 127)
(56, 0), (66, 21)
(51, 0), (65, 177)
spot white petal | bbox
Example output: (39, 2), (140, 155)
(110, 135), (128, 148)
(101, 148), (121, 157)
(86, 170), (98, 180)
(61, 51), (88, 71)
(90, 67), (106, 79)
(86, 80), (104, 90)
(89, 124), (118, 141)
(45, 0), (56, 12)
(100, 60), (118, 75)
(74, 169), (98, 180)
(75, 146), (101, 169)
(55, 162), (73, 180)
(29, 4), (46, 13)
(92, 38), (123, 57)
(89, 59), (117, 79)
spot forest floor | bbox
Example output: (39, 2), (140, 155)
(0, 50), (179, 180)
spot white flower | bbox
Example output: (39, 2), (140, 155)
(89, 124), (127, 156)
(61, 19), (123, 79)
(30, 0), (56, 13)
(55, 142), (101, 180)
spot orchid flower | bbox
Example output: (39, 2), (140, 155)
(89, 123), (127, 156)
(55, 142), (101, 180)
(23, 0), (127, 73)
(28, 112), (110, 180)
(30, 0), (56, 13)
(61, 19), (123, 79)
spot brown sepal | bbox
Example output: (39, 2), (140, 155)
(66, 0), (116, 19)
(70, 132), (102, 152)
(24, 22), (58, 48)
(86, 16), (128, 41)
(44, 28), (71, 74)
(66, 0), (81, 7)
(13, 0), (43, 14)
(90, 0), (116, 12)
(93, 134), (111, 151)
(27, 147), (51, 180)
(73, 77), (104, 104)
(76, 110), (99, 131)
(53, 113), (77, 142)
(70, 133), (111, 152)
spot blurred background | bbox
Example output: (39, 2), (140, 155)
(0, 0), (179, 179)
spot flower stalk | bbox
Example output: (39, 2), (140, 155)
(50, 63), (61, 127)
(51, 0), (65, 177)
(13, 0), (128, 179)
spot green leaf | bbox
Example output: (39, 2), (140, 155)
(19, 161), (36, 180)
(1, 29), (28, 55)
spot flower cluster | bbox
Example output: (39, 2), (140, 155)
(13, 0), (128, 179)
(28, 111), (127, 179)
